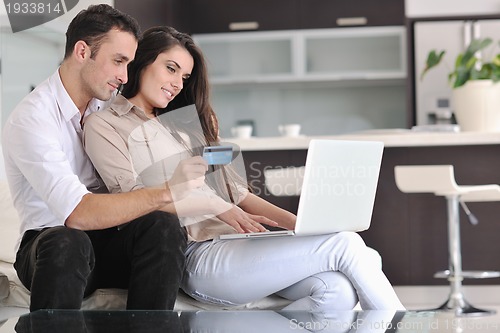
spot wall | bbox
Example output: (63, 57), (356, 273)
(1, 31), (63, 126)
(0, 0), (114, 138)
(213, 83), (406, 138)
(405, 0), (500, 18)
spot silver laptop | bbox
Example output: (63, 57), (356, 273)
(217, 139), (384, 240)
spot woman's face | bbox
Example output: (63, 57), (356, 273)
(136, 45), (194, 113)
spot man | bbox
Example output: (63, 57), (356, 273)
(2, 4), (207, 312)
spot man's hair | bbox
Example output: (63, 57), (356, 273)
(64, 4), (141, 59)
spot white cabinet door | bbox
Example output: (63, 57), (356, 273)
(414, 19), (500, 125)
(414, 21), (464, 125)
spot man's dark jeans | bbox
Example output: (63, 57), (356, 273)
(14, 211), (187, 312)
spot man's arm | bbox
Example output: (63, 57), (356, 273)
(66, 187), (169, 230)
(66, 156), (207, 230)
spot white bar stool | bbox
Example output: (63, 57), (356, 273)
(395, 165), (500, 316)
(264, 166), (304, 197)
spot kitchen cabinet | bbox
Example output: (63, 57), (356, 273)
(185, 0), (404, 34)
(410, 17), (500, 127)
(241, 144), (500, 286)
(299, 0), (405, 29)
(194, 26), (407, 86)
(114, 0), (190, 32)
(187, 0), (301, 34)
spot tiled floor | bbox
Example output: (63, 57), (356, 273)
(395, 285), (500, 332)
(1, 285), (500, 332)
(395, 285), (500, 311)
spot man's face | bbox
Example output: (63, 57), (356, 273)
(80, 29), (137, 101)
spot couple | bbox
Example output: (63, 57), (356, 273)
(3, 4), (404, 312)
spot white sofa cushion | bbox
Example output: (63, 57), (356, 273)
(0, 180), (20, 264)
(0, 272), (8, 301)
(0, 260), (291, 310)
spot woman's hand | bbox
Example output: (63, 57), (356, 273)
(168, 156), (208, 201)
(217, 205), (279, 233)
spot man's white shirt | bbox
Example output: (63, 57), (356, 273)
(2, 69), (111, 248)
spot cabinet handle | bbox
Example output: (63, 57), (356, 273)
(229, 21), (260, 31)
(336, 17), (368, 26)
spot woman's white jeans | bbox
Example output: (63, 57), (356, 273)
(181, 231), (404, 311)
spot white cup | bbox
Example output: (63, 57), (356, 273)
(231, 125), (253, 139)
(278, 124), (301, 137)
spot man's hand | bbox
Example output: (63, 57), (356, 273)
(217, 205), (279, 233)
(168, 156), (208, 202)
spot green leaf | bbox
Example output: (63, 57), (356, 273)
(455, 53), (463, 69)
(470, 65), (490, 80)
(491, 64), (500, 82)
(453, 66), (470, 88)
(493, 54), (500, 67)
(464, 56), (477, 70)
(492, 71), (500, 82)
(461, 38), (492, 65)
(421, 50), (445, 80)
(423, 38), (500, 88)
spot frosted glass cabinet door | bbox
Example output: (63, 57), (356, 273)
(194, 26), (406, 85)
(304, 26), (406, 80)
(195, 33), (293, 84)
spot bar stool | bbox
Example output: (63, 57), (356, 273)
(394, 165), (500, 316)
(264, 166), (304, 196)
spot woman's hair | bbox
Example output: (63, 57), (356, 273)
(122, 26), (219, 146)
(122, 26), (247, 202)
(64, 4), (141, 60)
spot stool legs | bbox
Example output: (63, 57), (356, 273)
(434, 195), (495, 316)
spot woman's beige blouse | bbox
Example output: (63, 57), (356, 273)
(83, 94), (247, 242)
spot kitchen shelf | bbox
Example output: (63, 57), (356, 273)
(194, 26), (406, 86)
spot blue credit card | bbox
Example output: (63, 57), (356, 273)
(202, 146), (233, 165)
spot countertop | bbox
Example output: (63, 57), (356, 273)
(223, 129), (500, 151)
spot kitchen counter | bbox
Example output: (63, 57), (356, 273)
(224, 130), (500, 151)
(237, 133), (500, 285)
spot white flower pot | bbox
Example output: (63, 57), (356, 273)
(452, 80), (500, 132)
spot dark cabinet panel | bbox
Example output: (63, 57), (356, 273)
(242, 150), (305, 212)
(241, 145), (500, 286)
(187, 0), (301, 34)
(300, 0), (405, 29)
(186, 0), (404, 34)
(114, 0), (190, 32)
(116, 0), (405, 34)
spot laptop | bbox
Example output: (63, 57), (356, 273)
(217, 139), (384, 240)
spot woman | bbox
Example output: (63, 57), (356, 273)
(83, 26), (405, 312)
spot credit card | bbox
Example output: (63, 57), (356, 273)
(202, 146), (233, 165)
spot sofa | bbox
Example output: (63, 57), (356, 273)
(0, 149), (291, 312)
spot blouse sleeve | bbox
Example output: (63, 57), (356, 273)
(83, 112), (144, 194)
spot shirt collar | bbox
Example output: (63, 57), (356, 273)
(110, 94), (135, 115)
(50, 69), (110, 122)
(49, 70), (80, 122)
(110, 94), (151, 120)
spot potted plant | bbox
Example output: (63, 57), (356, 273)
(421, 38), (500, 132)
